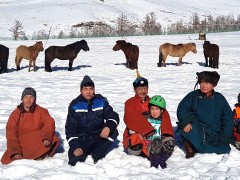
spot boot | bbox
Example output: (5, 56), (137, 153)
(184, 139), (195, 159)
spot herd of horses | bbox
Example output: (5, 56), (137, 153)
(0, 39), (219, 74)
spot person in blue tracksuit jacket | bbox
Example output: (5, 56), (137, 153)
(65, 75), (119, 166)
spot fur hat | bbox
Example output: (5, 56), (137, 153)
(196, 71), (220, 86)
(21, 87), (36, 100)
(80, 75), (94, 89)
(133, 69), (148, 88)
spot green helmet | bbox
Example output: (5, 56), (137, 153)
(149, 95), (166, 109)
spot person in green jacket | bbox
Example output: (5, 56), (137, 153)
(177, 71), (234, 159)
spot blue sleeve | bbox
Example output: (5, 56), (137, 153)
(103, 100), (120, 133)
(65, 105), (81, 150)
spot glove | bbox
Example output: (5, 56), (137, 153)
(148, 137), (162, 156)
(127, 139), (142, 156)
(161, 136), (175, 154)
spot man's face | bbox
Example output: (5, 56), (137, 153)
(200, 82), (215, 96)
(81, 86), (94, 100)
(22, 95), (35, 109)
(134, 86), (148, 100)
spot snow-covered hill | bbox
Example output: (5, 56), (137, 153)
(1, 0), (240, 37)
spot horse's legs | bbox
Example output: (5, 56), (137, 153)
(33, 60), (36, 72)
(158, 52), (163, 67)
(15, 56), (22, 70)
(28, 59), (33, 72)
(45, 57), (53, 72)
(204, 53), (208, 67)
(178, 57), (183, 66)
(68, 59), (74, 71)
(209, 57), (213, 68)
(162, 55), (167, 67)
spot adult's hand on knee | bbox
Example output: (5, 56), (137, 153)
(73, 148), (83, 157)
(12, 154), (22, 159)
(43, 139), (51, 147)
(100, 127), (110, 139)
(183, 124), (192, 133)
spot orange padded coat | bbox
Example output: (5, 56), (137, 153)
(1, 104), (60, 164)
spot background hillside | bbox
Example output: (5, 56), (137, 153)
(1, 0), (240, 38)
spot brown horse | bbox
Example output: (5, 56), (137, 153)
(113, 40), (139, 70)
(203, 41), (219, 68)
(158, 42), (197, 67)
(15, 41), (44, 72)
(44, 40), (89, 72)
(0, 44), (9, 74)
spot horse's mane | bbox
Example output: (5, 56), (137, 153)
(67, 40), (86, 47)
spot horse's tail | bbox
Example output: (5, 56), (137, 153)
(158, 50), (163, 67)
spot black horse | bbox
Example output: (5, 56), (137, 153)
(0, 44), (9, 74)
(203, 41), (219, 68)
(45, 40), (90, 72)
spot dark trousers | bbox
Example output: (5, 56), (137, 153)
(68, 130), (118, 166)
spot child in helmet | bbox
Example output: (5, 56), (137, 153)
(146, 95), (175, 169)
(233, 93), (240, 150)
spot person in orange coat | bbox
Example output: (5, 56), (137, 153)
(122, 71), (174, 158)
(1, 87), (60, 165)
(233, 93), (240, 150)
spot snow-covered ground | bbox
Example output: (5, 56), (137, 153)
(1, 0), (240, 37)
(0, 31), (240, 179)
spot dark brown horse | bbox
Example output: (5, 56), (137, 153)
(203, 41), (219, 68)
(45, 40), (89, 72)
(113, 40), (139, 70)
(15, 41), (44, 72)
(0, 44), (9, 74)
(158, 42), (197, 67)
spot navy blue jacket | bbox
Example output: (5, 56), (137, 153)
(65, 94), (119, 150)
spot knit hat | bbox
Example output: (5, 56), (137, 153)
(196, 71), (220, 86)
(80, 75), (94, 89)
(133, 69), (148, 88)
(21, 87), (36, 100)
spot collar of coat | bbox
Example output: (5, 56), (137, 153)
(134, 94), (150, 103)
(17, 102), (37, 113)
(198, 89), (215, 99)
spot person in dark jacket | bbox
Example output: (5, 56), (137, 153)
(177, 71), (234, 159)
(65, 75), (119, 166)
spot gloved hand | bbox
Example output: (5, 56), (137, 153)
(161, 136), (175, 154)
(148, 137), (162, 156)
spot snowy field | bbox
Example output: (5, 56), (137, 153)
(0, 31), (240, 179)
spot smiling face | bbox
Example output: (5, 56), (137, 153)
(134, 86), (148, 100)
(149, 105), (163, 119)
(200, 82), (215, 96)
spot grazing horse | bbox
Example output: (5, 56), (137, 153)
(44, 40), (89, 72)
(15, 41), (44, 72)
(158, 42), (197, 67)
(0, 44), (9, 74)
(203, 41), (219, 68)
(113, 40), (139, 70)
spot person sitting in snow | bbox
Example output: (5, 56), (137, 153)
(233, 93), (240, 150)
(122, 70), (174, 167)
(65, 75), (119, 166)
(177, 71), (234, 159)
(146, 95), (175, 169)
(1, 87), (60, 165)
